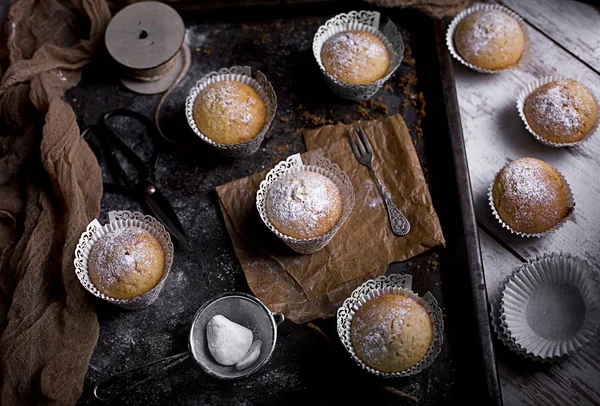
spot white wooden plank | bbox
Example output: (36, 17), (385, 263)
(479, 231), (600, 406)
(455, 6), (600, 403)
(502, 0), (600, 73)
(455, 21), (600, 268)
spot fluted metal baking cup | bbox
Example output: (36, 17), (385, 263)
(516, 76), (600, 147)
(492, 253), (600, 361)
(336, 274), (443, 377)
(185, 65), (277, 158)
(74, 210), (174, 309)
(256, 153), (355, 254)
(312, 10), (404, 101)
(488, 163), (575, 238)
(446, 3), (530, 74)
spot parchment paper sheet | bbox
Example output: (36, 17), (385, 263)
(216, 114), (445, 323)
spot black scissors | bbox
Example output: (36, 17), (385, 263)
(81, 108), (189, 248)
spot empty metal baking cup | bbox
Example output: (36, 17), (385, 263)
(492, 253), (600, 361)
(93, 292), (284, 401)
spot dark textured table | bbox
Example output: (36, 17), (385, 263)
(72, 4), (495, 405)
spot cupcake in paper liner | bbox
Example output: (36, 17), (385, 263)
(312, 10), (404, 101)
(256, 153), (354, 254)
(336, 274), (443, 377)
(517, 76), (599, 147)
(493, 253), (600, 361)
(185, 65), (277, 158)
(446, 3), (530, 74)
(488, 157), (574, 238)
(74, 210), (174, 310)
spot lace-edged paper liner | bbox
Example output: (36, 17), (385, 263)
(312, 10), (404, 101)
(336, 274), (443, 377)
(256, 153), (355, 254)
(487, 165), (575, 238)
(491, 253), (600, 361)
(516, 76), (600, 147)
(74, 210), (175, 309)
(446, 3), (530, 74)
(185, 65), (277, 158)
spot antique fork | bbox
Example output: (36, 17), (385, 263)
(348, 126), (411, 236)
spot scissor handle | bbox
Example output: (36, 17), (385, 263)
(102, 108), (161, 173)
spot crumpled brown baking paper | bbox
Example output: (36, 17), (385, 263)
(216, 114), (444, 323)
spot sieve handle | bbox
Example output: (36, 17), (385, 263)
(93, 351), (189, 401)
(272, 312), (285, 326)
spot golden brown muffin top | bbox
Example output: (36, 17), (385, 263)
(321, 30), (390, 85)
(525, 79), (597, 144)
(492, 158), (568, 234)
(351, 294), (432, 373)
(266, 171), (343, 240)
(454, 10), (524, 70)
(193, 80), (266, 145)
(89, 227), (165, 299)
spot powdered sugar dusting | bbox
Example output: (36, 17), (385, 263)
(528, 80), (591, 136)
(351, 297), (411, 365)
(458, 10), (521, 60)
(90, 227), (159, 288)
(266, 172), (340, 238)
(199, 81), (257, 124)
(498, 159), (563, 228)
(322, 31), (388, 78)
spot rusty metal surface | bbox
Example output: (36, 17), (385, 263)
(71, 3), (499, 405)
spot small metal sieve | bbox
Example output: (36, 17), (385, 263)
(93, 292), (284, 401)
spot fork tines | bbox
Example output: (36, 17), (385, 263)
(348, 126), (373, 163)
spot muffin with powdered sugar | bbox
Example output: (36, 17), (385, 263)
(88, 227), (165, 299)
(524, 78), (597, 144)
(491, 158), (572, 236)
(350, 293), (433, 373)
(193, 80), (266, 145)
(266, 171), (343, 240)
(454, 9), (524, 71)
(320, 30), (390, 85)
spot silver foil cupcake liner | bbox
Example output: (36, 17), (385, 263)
(446, 3), (530, 74)
(312, 10), (404, 101)
(185, 65), (277, 158)
(491, 253), (600, 361)
(336, 274), (443, 377)
(488, 162), (575, 238)
(516, 76), (600, 147)
(256, 153), (355, 254)
(74, 210), (175, 309)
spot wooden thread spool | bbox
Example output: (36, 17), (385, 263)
(105, 1), (190, 95)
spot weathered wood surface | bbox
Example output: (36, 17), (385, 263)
(480, 232), (600, 406)
(455, 0), (600, 404)
(502, 0), (600, 74)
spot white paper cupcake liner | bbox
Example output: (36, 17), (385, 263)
(185, 65), (277, 158)
(336, 274), (443, 377)
(491, 253), (600, 361)
(488, 163), (575, 238)
(74, 210), (175, 309)
(516, 76), (600, 147)
(256, 153), (355, 254)
(446, 3), (530, 74)
(312, 10), (405, 101)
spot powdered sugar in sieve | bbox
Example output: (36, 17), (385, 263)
(93, 293), (284, 401)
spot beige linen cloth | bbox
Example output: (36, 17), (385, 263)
(216, 114), (445, 323)
(0, 0), (110, 404)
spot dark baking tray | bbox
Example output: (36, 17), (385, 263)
(72, 2), (502, 405)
